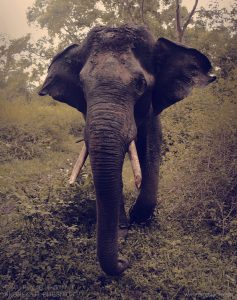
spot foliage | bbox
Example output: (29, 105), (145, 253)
(160, 84), (237, 250)
(1, 0), (236, 93)
(1, 84), (237, 298)
(27, 0), (175, 41)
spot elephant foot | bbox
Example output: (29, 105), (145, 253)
(101, 257), (129, 276)
(118, 217), (129, 240)
(129, 201), (156, 225)
(115, 258), (129, 276)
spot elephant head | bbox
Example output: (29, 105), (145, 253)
(39, 25), (216, 275)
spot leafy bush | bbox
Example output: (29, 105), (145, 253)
(0, 165), (97, 297)
(160, 84), (237, 249)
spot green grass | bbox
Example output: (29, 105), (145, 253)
(0, 90), (236, 299)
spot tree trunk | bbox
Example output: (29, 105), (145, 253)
(175, 0), (199, 43)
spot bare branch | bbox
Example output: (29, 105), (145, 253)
(175, 0), (199, 43)
(182, 0), (199, 32)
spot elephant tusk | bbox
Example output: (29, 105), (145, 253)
(128, 140), (142, 189)
(69, 143), (88, 184)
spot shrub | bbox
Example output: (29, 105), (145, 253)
(160, 85), (237, 250)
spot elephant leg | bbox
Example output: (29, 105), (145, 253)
(118, 195), (129, 239)
(129, 115), (162, 224)
(119, 195), (129, 228)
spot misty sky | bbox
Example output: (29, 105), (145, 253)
(0, 0), (234, 39)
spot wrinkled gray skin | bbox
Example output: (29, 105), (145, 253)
(39, 25), (216, 276)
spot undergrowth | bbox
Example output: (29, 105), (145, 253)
(0, 87), (236, 299)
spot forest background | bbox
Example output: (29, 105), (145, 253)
(0, 0), (236, 298)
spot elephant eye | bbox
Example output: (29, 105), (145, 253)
(134, 75), (147, 95)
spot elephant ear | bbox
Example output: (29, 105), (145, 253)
(38, 44), (86, 113)
(152, 38), (215, 115)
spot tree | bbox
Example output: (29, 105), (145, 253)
(0, 35), (32, 100)
(27, 0), (107, 45)
(175, 0), (198, 43)
(25, 0), (177, 82)
(1, 0), (236, 95)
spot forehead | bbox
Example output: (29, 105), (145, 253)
(85, 26), (154, 53)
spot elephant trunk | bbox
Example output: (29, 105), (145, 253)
(85, 101), (135, 275)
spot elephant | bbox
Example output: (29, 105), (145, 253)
(39, 25), (216, 276)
